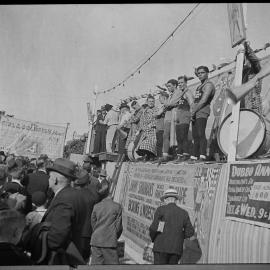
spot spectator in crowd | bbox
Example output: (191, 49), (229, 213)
(136, 95), (158, 161)
(0, 151), (6, 164)
(100, 104), (119, 153)
(190, 66), (216, 161)
(41, 158), (87, 265)
(0, 165), (7, 189)
(90, 179), (123, 265)
(116, 103), (131, 155)
(0, 207), (33, 265)
(25, 191), (47, 229)
(3, 158), (32, 215)
(26, 155), (49, 196)
(82, 155), (93, 174)
(149, 188), (194, 265)
(93, 108), (107, 154)
(74, 169), (100, 264)
(155, 91), (169, 158)
(156, 79), (183, 163)
(174, 75), (194, 163)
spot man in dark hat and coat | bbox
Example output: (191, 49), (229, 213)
(40, 158), (88, 265)
(149, 188), (194, 264)
(74, 169), (100, 263)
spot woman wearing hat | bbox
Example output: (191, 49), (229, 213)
(149, 188), (194, 264)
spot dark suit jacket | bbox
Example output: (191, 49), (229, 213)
(41, 186), (88, 263)
(88, 175), (101, 200)
(90, 196), (122, 248)
(26, 170), (49, 195)
(149, 203), (194, 255)
(79, 188), (99, 238)
(0, 242), (33, 265)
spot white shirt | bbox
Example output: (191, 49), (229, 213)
(104, 109), (119, 126)
(119, 111), (132, 127)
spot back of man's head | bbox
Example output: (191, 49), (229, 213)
(0, 209), (25, 244)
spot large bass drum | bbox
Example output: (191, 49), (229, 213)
(127, 131), (143, 161)
(217, 109), (270, 159)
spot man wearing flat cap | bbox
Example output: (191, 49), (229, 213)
(40, 158), (88, 265)
(149, 188), (194, 264)
(190, 66), (215, 162)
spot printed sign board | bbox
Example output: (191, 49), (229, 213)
(0, 116), (66, 159)
(226, 163), (270, 228)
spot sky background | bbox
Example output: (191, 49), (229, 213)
(0, 3), (270, 141)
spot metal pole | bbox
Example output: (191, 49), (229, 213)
(85, 85), (98, 154)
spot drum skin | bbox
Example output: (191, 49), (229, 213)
(217, 109), (270, 159)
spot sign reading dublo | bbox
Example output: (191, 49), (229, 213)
(226, 163), (270, 228)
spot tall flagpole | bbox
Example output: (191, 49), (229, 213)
(85, 85), (98, 155)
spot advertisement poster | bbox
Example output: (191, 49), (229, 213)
(226, 163), (270, 228)
(0, 116), (66, 159)
(117, 162), (223, 263)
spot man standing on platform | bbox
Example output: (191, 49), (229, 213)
(100, 104), (119, 153)
(149, 189), (194, 265)
(174, 75), (194, 163)
(156, 79), (182, 163)
(190, 66), (215, 161)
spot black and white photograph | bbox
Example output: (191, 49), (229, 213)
(0, 3), (270, 269)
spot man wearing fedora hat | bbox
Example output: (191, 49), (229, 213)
(40, 158), (88, 265)
(149, 188), (194, 264)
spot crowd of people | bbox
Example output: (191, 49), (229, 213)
(0, 151), (196, 266)
(0, 153), (123, 266)
(92, 65), (216, 163)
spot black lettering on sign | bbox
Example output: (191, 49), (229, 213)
(128, 199), (140, 215)
(139, 204), (156, 221)
(137, 182), (154, 197)
(175, 186), (187, 205)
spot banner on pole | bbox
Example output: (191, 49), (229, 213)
(0, 116), (66, 159)
(227, 3), (246, 48)
(225, 163), (270, 228)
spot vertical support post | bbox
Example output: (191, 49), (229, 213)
(227, 44), (245, 161)
(85, 86), (98, 155)
(63, 122), (70, 157)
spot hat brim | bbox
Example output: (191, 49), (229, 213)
(46, 165), (76, 180)
(160, 194), (179, 202)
